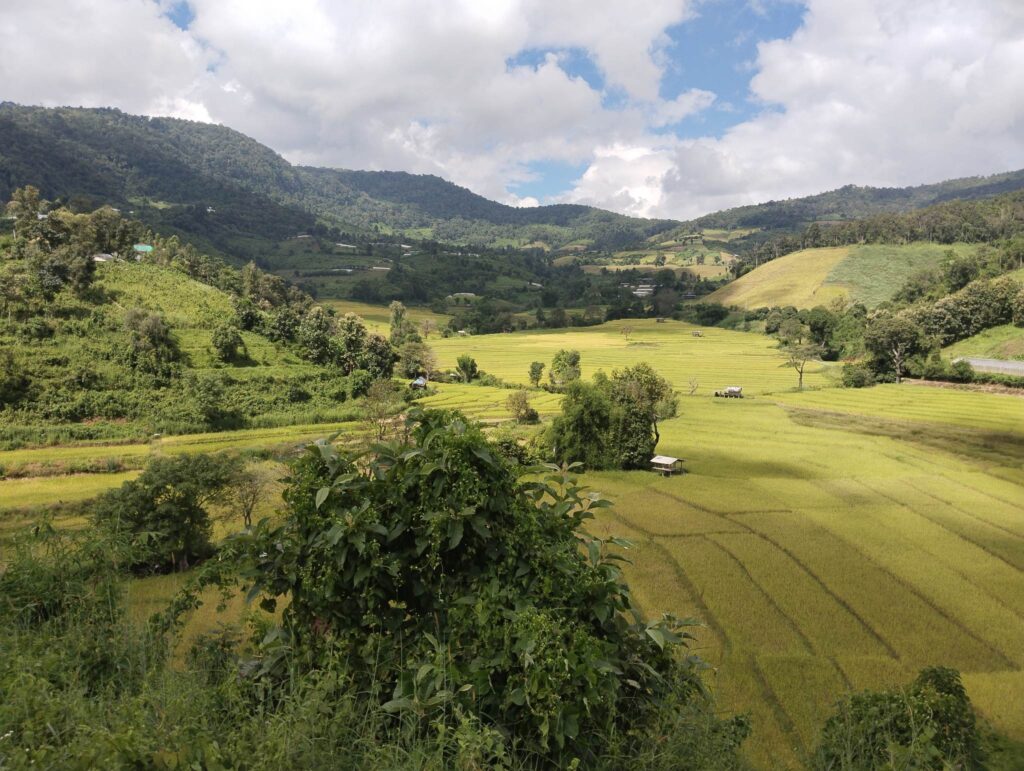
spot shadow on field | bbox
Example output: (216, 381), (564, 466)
(784, 408), (1024, 468)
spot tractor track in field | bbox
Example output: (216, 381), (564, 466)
(791, 497), (1016, 671)
(604, 509), (731, 655)
(704, 534), (815, 656)
(860, 478), (1024, 576)
(728, 518), (900, 660)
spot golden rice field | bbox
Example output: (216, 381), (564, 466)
(583, 395), (1024, 768)
(430, 317), (835, 394)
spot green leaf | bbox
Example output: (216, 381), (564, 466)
(448, 519), (464, 549)
(382, 697), (415, 713)
(315, 486), (330, 509)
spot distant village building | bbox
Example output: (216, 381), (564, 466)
(91, 253), (114, 262)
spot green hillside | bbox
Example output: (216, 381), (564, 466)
(705, 242), (980, 309)
(0, 103), (676, 255)
(943, 325), (1024, 361)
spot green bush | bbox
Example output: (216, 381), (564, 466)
(814, 667), (981, 770)
(92, 453), (240, 573)
(841, 362), (876, 388)
(239, 409), (741, 764)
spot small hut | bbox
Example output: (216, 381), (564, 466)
(650, 455), (683, 476)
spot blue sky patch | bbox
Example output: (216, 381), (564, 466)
(659, 0), (805, 138)
(509, 159), (590, 204)
(162, 1), (194, 31)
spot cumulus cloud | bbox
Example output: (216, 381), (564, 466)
(1, 0), (1022, 220)
(651, 0), (1024, 217)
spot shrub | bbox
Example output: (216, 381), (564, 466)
(841, 362), (876, 388)
(815, 667), (981, 770)
(950, 359), (975, 382)
(456, 353), (479, 383)
(92, 453), (241, 573)
(211, 322), (245, 362)
(349, 368), (373, 398)
(506, 389), (539, 424)
(239, 409), (739, 764)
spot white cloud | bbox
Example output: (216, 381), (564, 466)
(1, 0), (1022, 221)
(651, 0), (1024, 218)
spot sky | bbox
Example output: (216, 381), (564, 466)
(1, 0), (1023, 220)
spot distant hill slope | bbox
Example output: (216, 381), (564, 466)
(943, 325), (1024, 361)
(0, 103), (675, 257)
(690, 170), (1024, 233)
(704, 242), (982, 309)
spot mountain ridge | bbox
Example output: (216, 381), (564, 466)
(3, 103), (1024, 260)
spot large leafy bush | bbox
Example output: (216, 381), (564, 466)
(241, 409), (738, 764)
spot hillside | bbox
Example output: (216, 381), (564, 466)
(0, 103), (676, 257)
(704, 242), (981, 309)
(943, 325), (1024, 361)
(690, 170), (1024, 233)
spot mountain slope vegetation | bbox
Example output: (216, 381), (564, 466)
(0, 103), (676, 256)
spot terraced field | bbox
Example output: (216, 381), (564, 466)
(430, 317), (835, 394)
(322, 299), (451, 336)
(944, 324), (1024, 361)
(583, 395), (1024, 768)
(705, 243), (980, 310)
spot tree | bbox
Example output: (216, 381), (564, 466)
(456, 354), (478, 383)
(420, 318), (436, 339)
(228, 465), (274, 530)
(297, 306), (337, 365)
(398, 341), (436, 379)
(211, 322), (245, 363)
(336, 312), (368, 373)
(547, 381), (614, 470)
(610, 363), (676, 448)
(864, 314), (929, 383)
(360, 333), (397, 379)
(363, 379), (402, 441)
(93, 453), (240, 573)
(124, 309), (181, 382)
(549, 349), (581, 385)
(780, 342), (820, 390)
(389, 300), (420, 346)
(620, 326), (633, 341)
(777, 317), (808, 345)
(506, 390), (538, 424)
(528, 361), (545, 387)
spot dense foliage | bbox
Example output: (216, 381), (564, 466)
(234, 409), (746, 765)
(547, 365), (676, 470)
(92, 453), (241, 573)
(814, 667), (982, 770)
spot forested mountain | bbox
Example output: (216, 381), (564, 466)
(0, 103), (676, 258)
(691, 170), (1024, 232)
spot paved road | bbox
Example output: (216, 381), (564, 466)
(955, 357), (1024, 376)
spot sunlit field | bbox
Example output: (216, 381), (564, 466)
(321, 299), (452, 336)
(430, 317), (836, 394)
(7, 313), (1023, 768)
(583, 395), (1024, 768)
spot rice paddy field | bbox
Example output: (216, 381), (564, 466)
(4, 315), (1023, 768)
(322, 299), (452, 336)
(430, 317), (836, 394)
(705, 243), (980, 310)
(584, 393), (1024, 768)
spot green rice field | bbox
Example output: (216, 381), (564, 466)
(583, 394), (1024, 768)
(430, 317), (836, 394)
